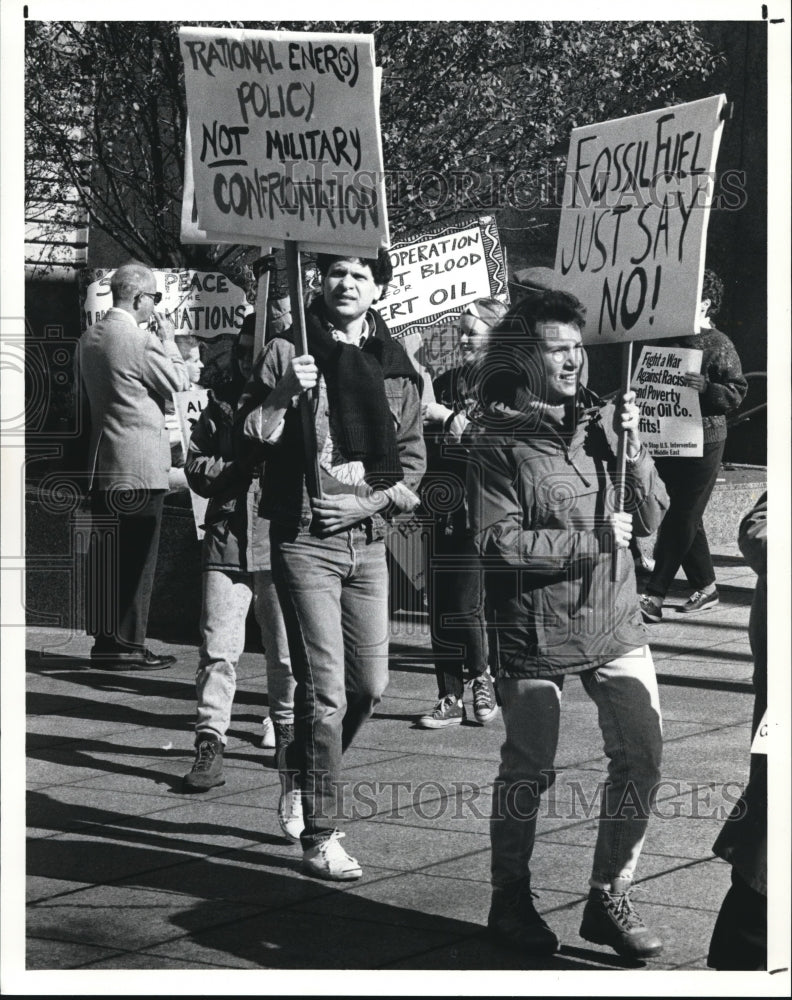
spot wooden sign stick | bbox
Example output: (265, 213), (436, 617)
(612, 339), (634, 582)
(284, 239), (323, 501)
(252, 246), (271, 361)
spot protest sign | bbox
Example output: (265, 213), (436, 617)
(78, 267), (252, 338)
(173, 388), (209, 538)
(555, 95), (726, 344)
(179, 27), (388, 256)
(630, 344), (704, 457)
(374, 216), (508, 380)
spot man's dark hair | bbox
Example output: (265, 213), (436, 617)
(315, 248), (394, 290)
(492, 289), (586, 342)
(701, 268), (723, 318)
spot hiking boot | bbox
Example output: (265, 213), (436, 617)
(471, 671), (500, 725)
(416, 695), (466, 729)
(639, 594), (662, 624)
(488, 879), (559, 956)
(261, 715), (276, 749)
(679, 589), (719, 614)
(183, 734), (225, 792)
(302, 831), (362, 881)
(579, 881), (663, 959)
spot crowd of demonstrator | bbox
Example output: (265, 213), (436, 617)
(78, 257), (763, 967)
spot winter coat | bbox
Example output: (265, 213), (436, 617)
(184, 390), (271, 573)
(467, 386), (669, 677)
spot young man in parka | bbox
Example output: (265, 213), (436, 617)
(467, 290), (669, 960)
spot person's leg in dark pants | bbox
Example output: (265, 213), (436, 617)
(645, 439), (725, 604)
(88, 488), (165, 652)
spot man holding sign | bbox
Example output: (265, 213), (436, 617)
(468, 290), (668, 959)
(239, 250), (425, 880)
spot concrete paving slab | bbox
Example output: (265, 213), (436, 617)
(26, 937), (128, 971)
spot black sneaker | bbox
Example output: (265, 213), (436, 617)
(679, 589), (719, 614)
(488, 879), (559, 956)
(183, 735), (225, 792)
(579, 882), (663, 959)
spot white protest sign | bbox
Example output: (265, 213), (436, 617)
(631, 345), (703, 457)
(374, 216), (508, 379)
(79, 267), (252, 338)
(750, 711), (768, 755)
(179, 27), (389, 255)
(174, 388), (209, 538)
(555, 95), (726, 344)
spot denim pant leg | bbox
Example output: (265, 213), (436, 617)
(491, 676), (564, 887)
(253, 569), (295, 725)
(580, 646), (663, 886)
(272, 533), (351, 841)
(340, 535), (390, 752)
(195, 569), (253, 743)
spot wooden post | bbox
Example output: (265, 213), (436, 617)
(612, 340), (634, 581)
(253, 246), (270, 361)
(284, 240), (322, 501)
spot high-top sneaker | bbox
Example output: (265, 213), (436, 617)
(273, 721), (303, 843)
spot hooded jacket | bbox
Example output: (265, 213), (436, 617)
(467, 369), (669, 678)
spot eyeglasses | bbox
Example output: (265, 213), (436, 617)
(139, 291), (163, 305)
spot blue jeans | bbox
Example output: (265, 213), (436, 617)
(271, 524), (390, 845)
(491, 647), (663, 889)
(196, 569), (294, 743)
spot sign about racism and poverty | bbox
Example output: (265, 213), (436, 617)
(78, 268), (252, 338)
(374, 216), (508, 379)
(555, 94), (726, 344)
(179, 26), (389, 256)
(630, 345), (703, 457)
(174, 388), (210, 538)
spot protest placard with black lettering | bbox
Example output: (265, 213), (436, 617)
(555, 95), (726, 344)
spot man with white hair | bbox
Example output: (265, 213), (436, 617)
(78, 261), (191, 669)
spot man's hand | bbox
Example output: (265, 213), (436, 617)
(445, 410), (470, 442)
(383, 481), (421, 513)
(598, 511), (634, 549)
(683, 372), (708, 392)
(614, 390), (641, 460)
(310, 492), (383, 535)
(281, 354), (318, 396)
(153, 310), (176, 343)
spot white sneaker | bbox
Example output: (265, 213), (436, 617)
(261, 716), (276, 749)
(278, 785), (304, 843)
(302, 831), (362, 881)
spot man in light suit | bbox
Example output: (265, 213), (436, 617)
(78, 262), (191, 669)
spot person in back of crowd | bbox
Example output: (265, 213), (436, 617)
(238, 249), (425, 881)
(468, 290), (669, 960)
(417, 298), (508, 729)
(640, 269), (747, 623)
(182, 316), (299, 840)
(78, 261), (191, 670)
(707, 491), (767, 970)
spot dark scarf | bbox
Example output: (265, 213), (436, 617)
(281, 299), (420, 489)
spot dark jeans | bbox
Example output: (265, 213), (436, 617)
(646, 438), (725, 600)
(86, 489), (165, 651)
(425, 531), (489, 700)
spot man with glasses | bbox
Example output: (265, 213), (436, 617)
(78, 261), (191, 669)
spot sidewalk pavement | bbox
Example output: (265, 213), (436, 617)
(18, 540), (779, 986)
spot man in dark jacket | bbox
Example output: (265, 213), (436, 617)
(468, 290), (669, 960)
(239, 250), (426, 881)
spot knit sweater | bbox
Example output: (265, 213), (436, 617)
(669, 327), (748, 444)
